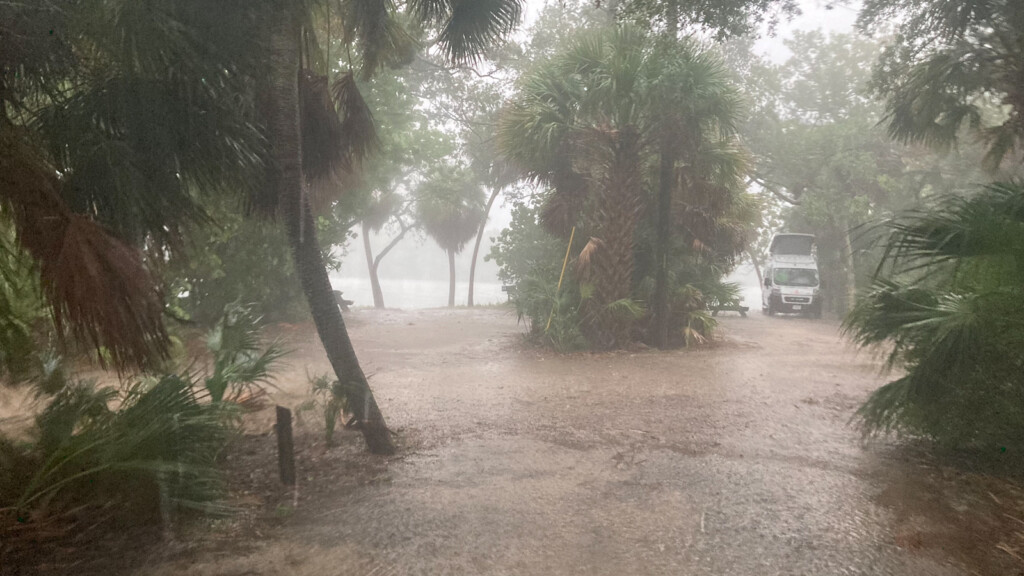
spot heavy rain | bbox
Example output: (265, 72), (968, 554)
(2, 0), (1023, 574)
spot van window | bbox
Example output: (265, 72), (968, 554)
(773, 268), (818, 287)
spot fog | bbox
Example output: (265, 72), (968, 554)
(331, 218), (509, 308)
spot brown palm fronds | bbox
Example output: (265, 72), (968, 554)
(575, 236), (604, 279)
(0, 128), (168, 369)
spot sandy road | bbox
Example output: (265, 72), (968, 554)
(94, 308), (1014, 575)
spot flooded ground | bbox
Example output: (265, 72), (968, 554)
(18, 307), (1022, 575)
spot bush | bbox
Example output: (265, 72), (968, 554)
(844, 182), (1024, 456)
(0, 301), (286, 545)
(163, 201), (308, 326)
(203, 302), (287, 403)
(299, 372), (346, 445)
(2, 375), (233, 526)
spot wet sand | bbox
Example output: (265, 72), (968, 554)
(16, 307), (1020, 575)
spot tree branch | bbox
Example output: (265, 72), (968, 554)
(372, 218), (413, 269)
(748, 174), (801, 205)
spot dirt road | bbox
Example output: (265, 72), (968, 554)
(125, 308), (1015, 575)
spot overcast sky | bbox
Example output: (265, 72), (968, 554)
(753, 0), (860, 62)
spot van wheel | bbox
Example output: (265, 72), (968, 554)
(767, 301), (776, 316)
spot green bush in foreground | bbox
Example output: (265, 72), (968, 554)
(844, 181), (1024, 456)
(1, 303), (285, 539)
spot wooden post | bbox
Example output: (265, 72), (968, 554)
(276, 405), (296, 486)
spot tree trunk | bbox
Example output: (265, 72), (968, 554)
(582, 126), (643, 349)
(267, 7), (393, 454)
(362, 222), (385, 308)
(651, 135), (673, 349)
(746, 248), (763, 287)
(839, 220), (857, 317)
(447, 248), (456, 307)
(467, 186), (501, 307)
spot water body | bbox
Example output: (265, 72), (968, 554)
(329, 276), (507, 309)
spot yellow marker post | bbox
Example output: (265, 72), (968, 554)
(545, 226), (576, 333)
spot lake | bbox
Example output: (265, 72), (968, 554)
(329, 276), (507, 309)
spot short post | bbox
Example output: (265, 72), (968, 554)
(275, 405), (296, 486)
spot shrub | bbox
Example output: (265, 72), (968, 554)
(844, 182), (1024, 456)
(2, 375), (233, 527)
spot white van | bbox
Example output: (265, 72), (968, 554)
(762, 233), (822, 318)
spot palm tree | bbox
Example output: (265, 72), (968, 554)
(261, 0), (523, 453)
(361, 190), (412, 309)
(1, 0), (268, 367)
(500, 26), (747, 348)
(866, 0), (1024, 169)
(843, 181), (1024, 449)
(501, 26), (650, 348)
(646, 37), (745, 347)
(1, 0), (523, 454)
(416, 164), (486, 307)
(465, 124), (521, 306)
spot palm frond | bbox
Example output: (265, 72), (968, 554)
(575, 236), (605, 279)
(301, 71), (349, 186)
(0, 129), (169, 369)
(414, 0), (522, 64)
(332, 72), (380, 166)
(340, 0), (418, 78)
(414, 163), (485, 253)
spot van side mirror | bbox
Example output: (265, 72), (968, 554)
(763, 277), (771, 287)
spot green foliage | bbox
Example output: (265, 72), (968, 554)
(618, 0), (798, 39)
(1, 300), (289, 538)
(637, 268), (733, 347)
(844, 181), (1024, 454)
(0, 222), (47, 381)
(165, 210), (304, 326)
(299, 373), (347, 446)
(860, 0), (1024, 169)
(203, 302), (287, 404)
(2, 374), (234, 526)
(487, 200), (565, 287)
(488, 201), (588, 350)
(515, 275), (588, 352)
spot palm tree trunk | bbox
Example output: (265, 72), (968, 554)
(447, 249), (456, 307)
(362, 222), (385, 308)
(583, 126), (643, 349)
(467, 186), (501, 307)
(267, 6), (393, 454)
(651, 135), (673, 349)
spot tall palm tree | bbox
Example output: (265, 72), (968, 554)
(465, 123), (521, 306)
(500, 26), (746, 348)
(646, 37), (745, 347)
(361, 190), (410, 309)
(261, 0), (522, 453)
(415, 164), (485, 307)
(501, 26), (650, 348)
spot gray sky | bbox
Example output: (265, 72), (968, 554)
(753, 0), (860, 62)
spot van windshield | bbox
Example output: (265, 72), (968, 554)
(773, 268), (818, 287)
